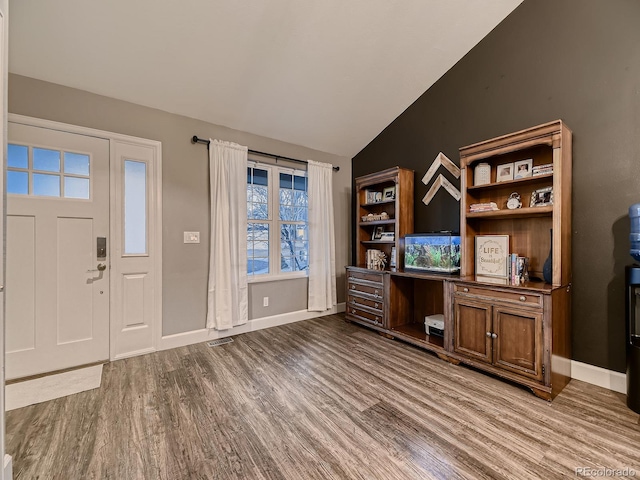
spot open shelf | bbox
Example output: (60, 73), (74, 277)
(361, 199), (396, 208)
(392, 323), (445, 349)
(358, 219), (396, 227)
(467, 173), (553, 191)
(467, 205), (553, 219)
(361, 240), (396, 245)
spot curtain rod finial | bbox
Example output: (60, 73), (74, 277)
(191, 135), (199, 144)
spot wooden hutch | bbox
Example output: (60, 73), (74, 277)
(346, 121), (572, 400)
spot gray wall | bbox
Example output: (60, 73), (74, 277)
(9, 74), (351, 336)
(352, 0), (640, 372)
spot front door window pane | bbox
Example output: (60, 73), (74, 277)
(64, 176), (90, 199)
(33, 148), (61, 172)
(8, 144), (28, 169)
(33, 173), (61, 197)
(7, 171), (29, 195)
(64, 152), (90, 175)
(124, 160), (147, 255)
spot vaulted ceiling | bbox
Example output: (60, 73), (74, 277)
(9, 0), (522, 157)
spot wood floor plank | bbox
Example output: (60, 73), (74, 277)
(6, 314), (640, 479)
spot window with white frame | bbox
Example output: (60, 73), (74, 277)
(247, 162), (308, 278)
(6, 143), (91, 198)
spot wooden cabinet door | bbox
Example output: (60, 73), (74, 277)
(492, 306), (543, 381)
(453, 298), (492, 363)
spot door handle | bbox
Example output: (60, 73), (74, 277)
(87, 263), (107, 273)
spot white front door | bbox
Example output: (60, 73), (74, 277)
(5, 122), (110, 380)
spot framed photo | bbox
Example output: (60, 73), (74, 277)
(379, 232), (395, 241)
(372, 226), (384, 240)
(475, 235), (509, 278)
(496, 163), (514, 182)
(374, 191), (383, 202)
(530, 186), (553, 207)
(514, 159), (533, 179)
(383, 186), (396, 200)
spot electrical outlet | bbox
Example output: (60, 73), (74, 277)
(184, 231), (200, 244)
(263, 297), (269, 307)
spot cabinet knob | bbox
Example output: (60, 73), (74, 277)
(374, 303), (379, 309)
(374, 289), (379, 296)
(351, 285), (356, 290)
(486, 331), (492, 337)
(519, 296), (526, 302)
(463, 287), (469, 293)
(491, 333), (498, 339)
(351, 309), (356, 314)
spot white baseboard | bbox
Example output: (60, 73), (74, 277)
(4, 454), (12, 480)
(160, 303), (345, 351)
(571, 360), (627, 394)
(5, 364), (104, 411)
(112, 347), (156, 361)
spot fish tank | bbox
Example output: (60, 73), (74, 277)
(404, 233), (461, 273)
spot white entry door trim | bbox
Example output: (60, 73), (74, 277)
(8, 114), (163, 362)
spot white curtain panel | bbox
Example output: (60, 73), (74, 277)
(307, 160), (337, 311)
(207, 140), (249, 330)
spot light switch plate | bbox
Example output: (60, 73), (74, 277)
(184, 231), (200, 244)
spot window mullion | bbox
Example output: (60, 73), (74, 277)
(271, 167), (279, 275)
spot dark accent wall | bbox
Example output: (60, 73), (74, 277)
(352, 0), (640, 372)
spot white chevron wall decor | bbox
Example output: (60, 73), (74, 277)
(422, 152), (461, 206)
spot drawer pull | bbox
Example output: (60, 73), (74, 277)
(463, 287), (469, 292)
(351, 308), (356, 314)
(491, 333), (498, 339)
(519, 296), (526, 302)
(351, 285), (356, 290)
(374, 289), (379, 296)
(374, 302), (379, 309)
(486, 331), (492, 338)
(375, 317), (380, 322)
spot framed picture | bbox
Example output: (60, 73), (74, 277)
(372, 226), (384, 240)
(475, 235), (509, 278)
(383, 186), (396, 200)
(374, 191), (383, 202)
(379, 232), (395, 241)
(496, 163), (514, 182)
(514, 159), (533, 179)
(530, 186), (553, 207)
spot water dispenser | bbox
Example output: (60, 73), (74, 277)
(626, 203), (640, 413)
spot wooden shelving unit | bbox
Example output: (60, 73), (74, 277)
(453, 120), (573, 400)
(344, 123), (573, 400)
(354, 167), (414, 270)
(460, 121), (572, 285)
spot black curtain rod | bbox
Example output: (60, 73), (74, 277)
(191, 136), (339, 172)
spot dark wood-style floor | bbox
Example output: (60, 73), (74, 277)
(6, 314), (640, 479)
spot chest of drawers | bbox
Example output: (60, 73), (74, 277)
(345, 267), (387, 329)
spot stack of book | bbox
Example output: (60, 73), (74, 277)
(508, 253), (529, 285)
(469, 202), (499, 213)
(366, 249), (387, 270)
(532, 163), (553, 176)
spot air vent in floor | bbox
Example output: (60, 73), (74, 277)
(207, 338), (234, 347)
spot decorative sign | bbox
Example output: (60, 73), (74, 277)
(475, 235), (509, 278)
(422, 152), (461, 206)
(422, 174), (461, 206)
(422, 152), (460, 185)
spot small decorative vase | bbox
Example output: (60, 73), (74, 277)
(542, 229), (553, 283)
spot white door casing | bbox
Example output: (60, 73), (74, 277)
(6, 114), (162, 371)
(1, 0), (10, 476)
(6, 123), (110, 380)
